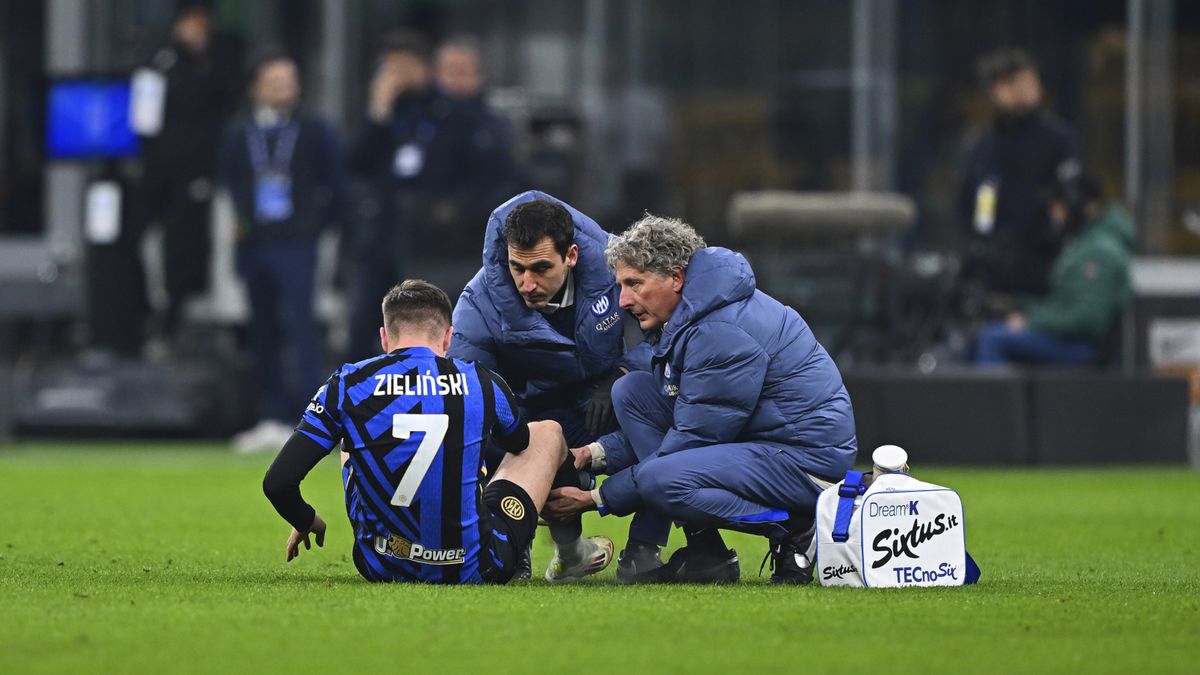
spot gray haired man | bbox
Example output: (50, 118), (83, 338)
(546, 215), (858, 584)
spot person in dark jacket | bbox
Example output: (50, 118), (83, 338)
(218, 48), (347, 452)
(545, 215), (858, 585)
(135, 0), (243, 340)
(343, 30), (435, 362)
(450, 191), (663, 582)
(959, 48), (1080, 296)
(346, 33), (520, 348)
(421, 37), (523, 268)
(975, 169), (1133, 365)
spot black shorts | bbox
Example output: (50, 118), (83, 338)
(478, 479), (538, 584)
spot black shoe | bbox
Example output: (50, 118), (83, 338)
(514, 541), (532, 580)
(762, 527), (815, 585)
(615, 541), (665, 584)
(660, 544), (740, 584)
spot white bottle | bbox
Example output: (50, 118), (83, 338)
(871, 444), (909, 480)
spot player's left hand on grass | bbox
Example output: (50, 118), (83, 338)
(543, 487), (596, 521)
(285, 513), (327, 562)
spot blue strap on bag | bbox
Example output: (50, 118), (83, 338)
(831, 470), (866, 543)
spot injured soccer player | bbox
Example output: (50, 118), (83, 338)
(263, 280), (568, 584)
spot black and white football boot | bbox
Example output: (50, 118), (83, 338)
(762, 524), (815, 585)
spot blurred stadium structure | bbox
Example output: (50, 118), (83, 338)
(0, 0), (1197, 462)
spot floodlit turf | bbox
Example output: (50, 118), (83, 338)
(1, 442), (1197, 674)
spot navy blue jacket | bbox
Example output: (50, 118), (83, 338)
(599, 247), (858, 514)
(958, 110), (1080, 294)
(448, 191), (626, 413)
(218, 111), (347, 244)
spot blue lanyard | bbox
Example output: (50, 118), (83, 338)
(246, 120), (300, 174)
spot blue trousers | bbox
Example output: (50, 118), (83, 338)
(975, 322), (1095, 366)
(236, 241), (323, 422)
(607, 371), (822, 538)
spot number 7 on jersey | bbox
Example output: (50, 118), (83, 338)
(390, 413), (449, 507)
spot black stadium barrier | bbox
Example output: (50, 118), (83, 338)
(0, 358), (1190, 463)
(845, 370), (1031, 465)
(1029, 372), (1190, 464)
(844, 369), (1191, 465)
(7, 355), (253, 438)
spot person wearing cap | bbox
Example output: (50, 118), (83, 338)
(543, 215), (858, 584)
(974, 168), (1133, 366)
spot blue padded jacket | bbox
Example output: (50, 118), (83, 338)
(599, 247), (858, 515)
(448, 191), (626, 412)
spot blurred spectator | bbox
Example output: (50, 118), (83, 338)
(135, 0), (243, 345)
(974, 167), (1133, 366)
(959, 48), (1080, 297)
(344, 32), (521, 360)
(421, 36), (522, 282)
(344, 30), (435, 362)
(219, 48), (346, 452)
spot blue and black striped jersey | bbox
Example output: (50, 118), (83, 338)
(298, 346), (526, 583)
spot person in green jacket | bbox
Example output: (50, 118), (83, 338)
(975, 167), (1133, 365)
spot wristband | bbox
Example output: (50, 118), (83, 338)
(587, 442), (607, 472)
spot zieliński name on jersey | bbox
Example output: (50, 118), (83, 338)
(373, 372), (470, 397)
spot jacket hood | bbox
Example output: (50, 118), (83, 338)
(1083, 204), (1136, 251)
(657, 247), (756, 355)
(480, 190), (613, 336)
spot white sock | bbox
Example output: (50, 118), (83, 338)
(558, 537), (589, 564)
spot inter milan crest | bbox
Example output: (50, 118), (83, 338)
(500, 496), (526, 521)
(591, 296), (610, 316)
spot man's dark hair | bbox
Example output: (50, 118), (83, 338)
(977, 48), (1038, 86)
(378, 29), (432, 62)
(247, 45), (294, 84)
(503, 200), (575, 257)
(382, 279), (452, 338)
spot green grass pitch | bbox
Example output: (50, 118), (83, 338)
(1, 442), (1197, 674)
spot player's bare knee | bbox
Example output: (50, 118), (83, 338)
(527, 420), (567, 463)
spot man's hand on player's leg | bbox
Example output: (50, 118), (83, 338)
(544, 486), (597, 520)
(285, 513), (327, 562)
(569, 446), (590, 471)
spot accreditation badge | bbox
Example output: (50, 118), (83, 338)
(393, 142), (425, 178)
(255, 172), (293, 222)
(973, 179), (998, 235)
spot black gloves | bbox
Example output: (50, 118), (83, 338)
(585, 369), (624, 436)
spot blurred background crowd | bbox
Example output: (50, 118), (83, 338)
(0, 0), (1197, 453)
